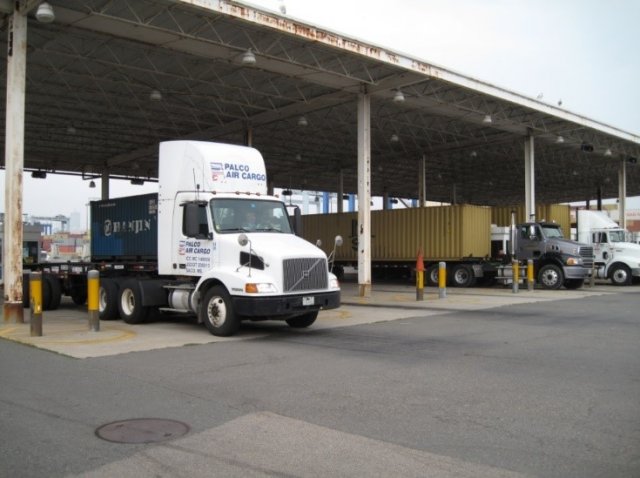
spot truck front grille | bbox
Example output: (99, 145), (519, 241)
(579, 246), (594, 268)
(283, 258), (328, 292)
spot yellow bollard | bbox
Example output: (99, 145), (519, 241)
(527, 259), (534, 291)
(30, 272), (43, 337)
(438, 261), (447, 299)
(416, 250), (425, 301)
(512, 260), (519, 293)
(87, 270), (100, 332)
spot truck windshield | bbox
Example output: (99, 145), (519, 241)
(210, 198), (292, 234)
(609, 230), (626, 243)
(541, 225), (564, 238)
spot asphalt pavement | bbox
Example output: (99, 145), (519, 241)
(1, 280), (639, 477)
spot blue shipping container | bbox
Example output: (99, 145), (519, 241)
(91, 193), (158, 261)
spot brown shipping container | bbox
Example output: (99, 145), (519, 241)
(301, 205), (492, 262)
(491, 204), (571, 236)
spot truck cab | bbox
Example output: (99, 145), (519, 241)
(515, 222), (592, 289)
(577, 210), (640, 285)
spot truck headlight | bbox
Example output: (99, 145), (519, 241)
(330, 277), (340, 289)
(566, 257), (582, 266)
(245, 283), (277, 293)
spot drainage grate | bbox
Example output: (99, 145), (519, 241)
(95, 418), (190, 444)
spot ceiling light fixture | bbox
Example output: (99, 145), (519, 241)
(149, 89), (162, 101)
(66, 125), (76, 134)
(393, 90), (405, 103)
(89, 180), (96, 188)
(131, 178), (145, 185)
(35, 2), (55, 23)
(390, 134), (399, 142)
(241, 49), (257, 66)
(556, 135), (565, 143)
(470, 151), (478, 158)
(31, 171), (47, 179)
(604, 148), (612, 157)
(482, 114), (492, 124)
(297, 116), (308, 127)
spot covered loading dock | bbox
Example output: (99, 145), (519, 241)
(2, 0), (640, 318)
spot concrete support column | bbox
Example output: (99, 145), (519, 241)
(101, 171), (109, 200)
(382, 188), (389, 210)
(357, 92), (372, 297)
(451, 183), (457, 205)
(597, 186), (602, 211)
(619, 159), (627, 229)
(3, 6), (28, 323)
(337, 170), (344, 213)
(420, 154), (427, 206)
(524, 134), (536, 221)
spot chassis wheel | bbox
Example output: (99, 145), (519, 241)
(99, 279), (120, 320)
(425, 264), (440, 287)
(286, 311), (319, 328)
(43, 274), (62, 311)
(450, 264), (476, 287)
(118, 279), (149, 324)
(538, 264), (563, 290)
(200, 286), (240, 337)
(610, 264), (632, 286)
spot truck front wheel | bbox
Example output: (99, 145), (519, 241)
(200, 286), (240, 337)
(610, 264), (632, 286)
(118, 280), (149, 324)
(538, 264), (563, 290)
(286, 311), (319, 328)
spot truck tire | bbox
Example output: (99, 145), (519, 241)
(99, 279), (120, 320)
(538, 264), (563, 290)
(118, 279), (149, 324)
(425, 264), (440, 287)
(43, 274), (62, 311)
(200, 285), (240, 337)
(610, 264), (632, 286)
(451, 264), (476, 287)
(286, 311), (319, 328)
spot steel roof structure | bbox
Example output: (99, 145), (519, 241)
(2, 0), (639, 206)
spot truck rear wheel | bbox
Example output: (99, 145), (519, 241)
(200, 285), (240, 337)
(451, 264), (476, 287)
(99, 279), (120, 320)
(43, 274), (62, 311)
(538, 264), (563, 290)
(286, 311), (319, 328)
(610, 264), (632, 286)
(118, 279), (149, 324)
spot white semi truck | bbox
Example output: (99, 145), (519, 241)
(577, 209), (640, 285)
(26, 141), (341, 336)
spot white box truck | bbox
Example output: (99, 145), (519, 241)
(577, 209), (640, 285)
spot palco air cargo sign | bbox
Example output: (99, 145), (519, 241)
(208, 160), (266, 192)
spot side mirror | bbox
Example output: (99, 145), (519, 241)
(316, 239), (323, 248)
(238, 233), (249, 247)
(335, 235), (343, 247)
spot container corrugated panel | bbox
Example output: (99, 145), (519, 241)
(491, 204), (571, 235)
(91, 193), (158, 261)
(301, 205), (491, 262)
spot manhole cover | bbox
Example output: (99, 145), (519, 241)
(95, 418), (190, 444)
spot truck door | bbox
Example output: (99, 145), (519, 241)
(592, 232), (611, 264)
(516, 224), (543, 260)
(174, 201), (215, 276)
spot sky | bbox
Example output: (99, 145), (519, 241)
(1, 0), (639, 230)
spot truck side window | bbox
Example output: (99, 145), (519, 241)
(183, 203), (209, 238)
